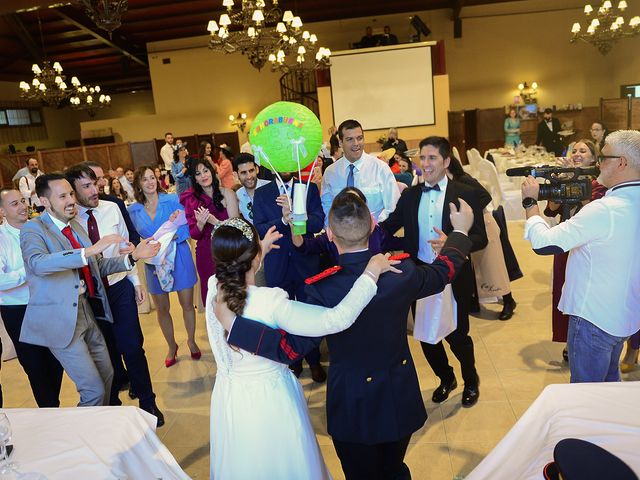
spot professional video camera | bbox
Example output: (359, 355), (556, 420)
(506, 165), (599, 220)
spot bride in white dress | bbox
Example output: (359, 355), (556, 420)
(206, 218), (395, 480)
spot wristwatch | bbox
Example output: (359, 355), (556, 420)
(522, 197), (538, 209)
(128, 253), (137, 264)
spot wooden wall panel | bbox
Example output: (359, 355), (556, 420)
(108, 144), (133, 170)
(85, 145), (111, 170)
(477, 108), (505, 154)
(131, 141), (159, 170)
(631, 99), (640, 130)
(601, 98), (629, 131)
(448, 110), (467, 164)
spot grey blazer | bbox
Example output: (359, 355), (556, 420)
(19, 212), (130, 348)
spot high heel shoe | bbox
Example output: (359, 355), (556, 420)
(190, 350), (202, 361)
(620, 349), (639, 374)
(165, 344), (178, 368)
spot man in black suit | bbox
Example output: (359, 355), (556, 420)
(216, 190), (474, 479)
(536, 108), (564, 156)
(252, 172), (327, 382)
(380, 136), (487, 408)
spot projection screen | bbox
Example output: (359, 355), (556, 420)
(329, 42), (435, 131)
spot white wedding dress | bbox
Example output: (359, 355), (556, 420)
(206, 274), (377, 480)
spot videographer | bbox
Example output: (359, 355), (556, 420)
(521, 130), (640, 383)
(543, 139), (607, 362)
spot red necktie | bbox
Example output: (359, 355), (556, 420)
(61, 225), (96, 297)
(86, 209), (100, 245)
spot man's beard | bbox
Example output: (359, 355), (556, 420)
(30, 168), (38, 174)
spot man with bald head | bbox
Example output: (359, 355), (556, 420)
(0, 188), (63, 407)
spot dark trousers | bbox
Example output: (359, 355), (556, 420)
(0, 304), (64, 407)
(105, 278), (155, 410)
(420, 268), (478, 387)
(333, 436), (412, 480)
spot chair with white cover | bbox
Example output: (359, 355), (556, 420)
(466, 149), (481, 177)
(476, 158), (523, 220)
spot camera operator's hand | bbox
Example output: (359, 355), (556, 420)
(521, 176), (540, 200)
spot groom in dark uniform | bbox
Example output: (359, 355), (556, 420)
(216, 189), (475, 479)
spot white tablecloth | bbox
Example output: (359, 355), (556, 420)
(467, 382), (640, 480)
(0, 406), (189, 480)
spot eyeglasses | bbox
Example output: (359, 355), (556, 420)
(597, 155), (621, 164)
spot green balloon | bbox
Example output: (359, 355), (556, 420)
(249, 101), (323, 173)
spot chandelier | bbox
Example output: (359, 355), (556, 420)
(517, 81), (538, 104)
(571, 1), (640, 54)
(78, 0), (128, 38)
(69, 77), (112, 117)
(19, 61), (69, 107)
(268, 13), (331, 79)
(206, 0), (331, 75)
(229, 112), (248, 132)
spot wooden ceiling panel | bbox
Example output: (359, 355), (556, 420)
(2, 0), (523, 93)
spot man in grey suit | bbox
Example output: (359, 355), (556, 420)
(20, 173), (160, 406)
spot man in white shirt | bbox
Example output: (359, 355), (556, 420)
(233, 153), (269, 224)
(159, 132), (175, 172)
(18, 158), (44, 207)
(66, 164), (163, 425)
(0, 188), (64, 408)
(321, 119), (400, 226)
(522, 129), (640, 383)
(119, 168), (135, 200)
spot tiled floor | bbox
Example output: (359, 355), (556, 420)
(2, 221), (638, 479)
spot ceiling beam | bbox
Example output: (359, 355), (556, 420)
(51, 6), (148, 68)
(5, 12), (42, 63)
(452, 0), (465, 21)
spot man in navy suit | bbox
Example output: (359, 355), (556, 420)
(380, 136), (488, 408)
(252, 172), (327, 381)
(217, 189), (475, 479)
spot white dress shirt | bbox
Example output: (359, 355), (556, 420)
(119, 175), (136, 200)
(236, 179), (269, 224)
(160, 143), (174, 171)
(19, 171), (43, 207)
(76, 201), (140, 287)
(0, 222), (29, 305)
(417, 175), (448, 263)
(524, 180), (640, 337)
(321, 152), (400, 225)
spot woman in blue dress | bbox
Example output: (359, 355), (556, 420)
(128, 166), (201, 367)
(504, 108), (521, 147)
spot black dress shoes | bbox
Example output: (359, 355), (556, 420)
(462, 380), (480, 408)
(432, 377), (457, 403)
(310, 364), (327, 383)
(145, 403), (165, 427)
(499, 300), (517, 320)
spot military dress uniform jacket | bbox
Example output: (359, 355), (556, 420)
(227, 232), (472, 445)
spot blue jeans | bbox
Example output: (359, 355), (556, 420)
(567, 315), (627, 383)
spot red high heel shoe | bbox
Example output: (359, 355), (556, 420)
(190, 349), (202, 361)
(165, 344), (178, 368)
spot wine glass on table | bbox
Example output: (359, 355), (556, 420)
(0, 413), (17, 477)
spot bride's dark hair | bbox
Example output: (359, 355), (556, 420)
(212, 218), (261, 316)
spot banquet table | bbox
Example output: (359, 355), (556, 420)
(466, 382), (640, 480)
(0, 406), (190, 480)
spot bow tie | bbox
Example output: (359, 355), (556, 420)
(422, 184), (441, 193)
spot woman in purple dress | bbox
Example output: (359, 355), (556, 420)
(180, 157), (240, 304)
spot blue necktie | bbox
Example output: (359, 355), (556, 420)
(422, 184), (441, 193)
(346, 164), (355, 188)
